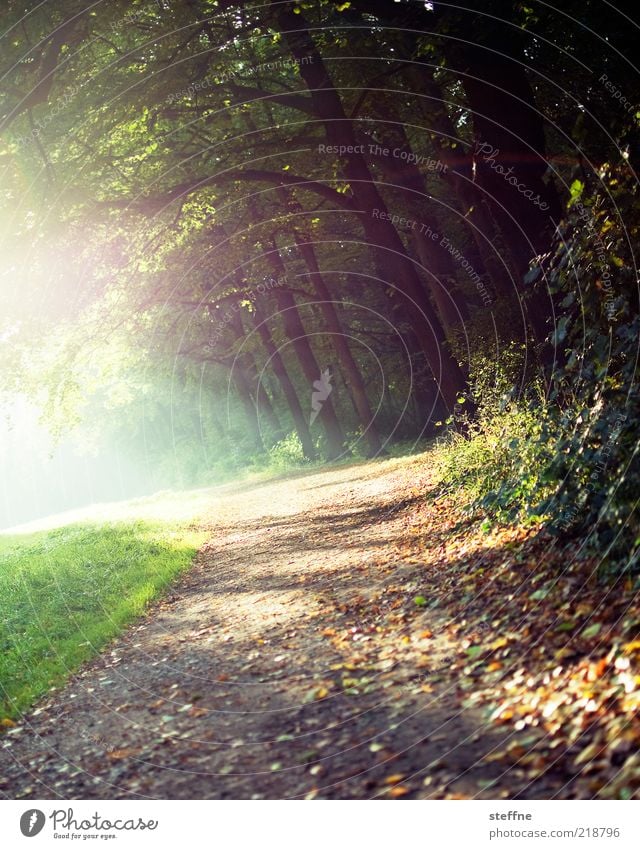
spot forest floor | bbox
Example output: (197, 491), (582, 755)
(2, 452), (640, 800)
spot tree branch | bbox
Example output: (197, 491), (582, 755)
(98, 168), (355, 213)
(226, 83), (315, 114)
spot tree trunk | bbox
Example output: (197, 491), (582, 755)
(262, 237), (346, 460)
(404, 62), (521, 308)
(285, 207), (384, 457)
(231, 365), (263, 452)
(226, 305), (283, 441)
(364, 116), (470, 331)
(442, 1), (562, 345)
(276, 6), (471, 416)
(252, 298), (317, 461)
(295, 238), (384, 456)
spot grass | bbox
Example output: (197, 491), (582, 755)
(0, 496), (208, 722)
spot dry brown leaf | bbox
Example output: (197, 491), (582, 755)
(107, 747), (141, 761)
(389, 785), (409, 797)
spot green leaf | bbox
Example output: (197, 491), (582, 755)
(530, 588), (549, 601)
(568, 179), (584, 207)
(524, 265), (541, 285)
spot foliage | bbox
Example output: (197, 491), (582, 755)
(265, 432), (310, 471)
(435, 393), (553, 525)
(437, 159), (640, 574)
(532, 164), (640, 569)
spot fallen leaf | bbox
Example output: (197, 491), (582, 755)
(389, 785), (409, 797)
(107, 747), (141, 761)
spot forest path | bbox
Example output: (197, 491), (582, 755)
(1, 454), (575, 799)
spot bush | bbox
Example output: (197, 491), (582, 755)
(437, 161), (640, 576)
(436, 398), (552, 523)
(266, 432), (309, 471)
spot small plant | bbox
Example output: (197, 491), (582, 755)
(434, 339), (554, 523)
(266, 432), (309, 471)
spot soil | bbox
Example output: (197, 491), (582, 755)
(0, 454), (592, 799)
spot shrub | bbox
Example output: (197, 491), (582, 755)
(266, 432), (309, 471)
(437, 161), (640, 576)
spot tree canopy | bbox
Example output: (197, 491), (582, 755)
(0, 0), (638, 550)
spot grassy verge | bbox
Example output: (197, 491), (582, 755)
(0, 512), (206, 722)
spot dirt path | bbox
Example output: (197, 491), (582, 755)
(0, 454), (609, 799)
